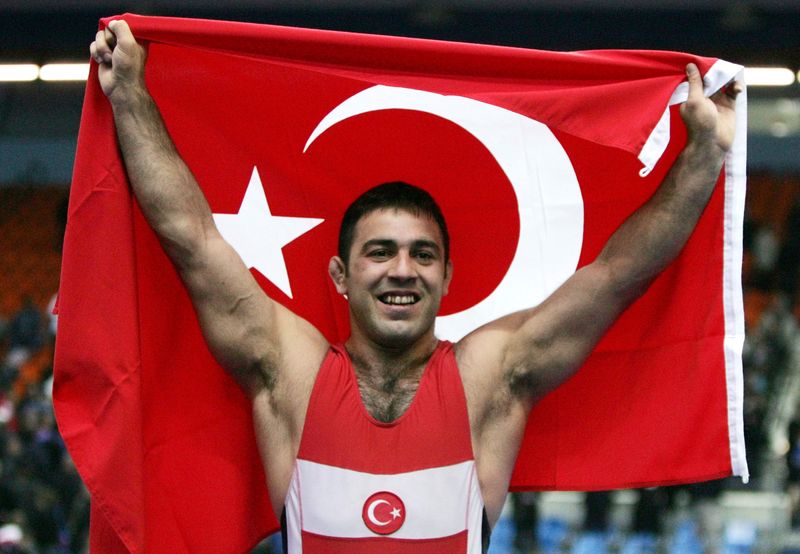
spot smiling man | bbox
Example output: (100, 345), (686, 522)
(90, 19), (740, 553)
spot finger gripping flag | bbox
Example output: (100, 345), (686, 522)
(54, 13), (747, 553)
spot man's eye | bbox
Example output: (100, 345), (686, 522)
(369, 249), (389, 258)
(415, 251), (434, 261)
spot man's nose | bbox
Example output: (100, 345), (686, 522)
(388, 251), (416, 280)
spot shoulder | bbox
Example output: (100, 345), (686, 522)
(256, 328), (330, 415)
(251, 338), (331, 449)
(453, 323), (515, 422)
(453, 310), (530, 385)
(452, 310), (544, 428)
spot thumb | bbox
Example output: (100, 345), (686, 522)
(685, 63), (706, 102)
(106, 19), (137, 56)
(103, 25), (117, 51)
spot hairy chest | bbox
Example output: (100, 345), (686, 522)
(356, 374), (421, 424)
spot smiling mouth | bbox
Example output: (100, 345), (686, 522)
(378, 293), (420, 306)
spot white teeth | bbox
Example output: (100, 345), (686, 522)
(382, 294), (417, 305)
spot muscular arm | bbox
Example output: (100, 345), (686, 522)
(90, 21), (327, 395)
(463, 62), (740, 404)
(505, 64), (738, 400)
(503, 101), (731, 401)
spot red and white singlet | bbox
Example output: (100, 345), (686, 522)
(283, 341), (488, 553)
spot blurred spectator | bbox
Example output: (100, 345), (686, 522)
(753, 225), (779, 278)
(584, 491), (612, 533)
(511, 492), (538, 552)
(4, 299), (43, 372)
(8, 299), (42, 352)
(0, 370), (87, 552)
(632, 488), (668, 537)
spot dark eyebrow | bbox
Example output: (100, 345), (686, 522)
(361, 239), (397, 253)
(411, 240), (442, 253)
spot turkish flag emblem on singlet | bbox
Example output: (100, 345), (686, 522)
(362, 492), (406, 535)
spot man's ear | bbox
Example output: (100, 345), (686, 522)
(443, 259), (453, 296)
(328, 256), (348, 295)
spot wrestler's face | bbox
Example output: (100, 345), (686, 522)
(329, 208), (452, 349)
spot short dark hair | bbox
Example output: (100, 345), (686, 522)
(338, 182), (450, 266)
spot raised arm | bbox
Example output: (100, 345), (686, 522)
(461, 62), (741, 410)
(90, 20), (328, 395)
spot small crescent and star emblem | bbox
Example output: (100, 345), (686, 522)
(362, 491), (406, 535)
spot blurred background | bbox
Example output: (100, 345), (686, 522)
(1, 1), (800, 552)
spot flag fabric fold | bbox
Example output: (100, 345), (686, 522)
(54, 13), (747, 553)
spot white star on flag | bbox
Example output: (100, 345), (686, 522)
(390, 507), (402, 519)
(212, 167), (324, 298)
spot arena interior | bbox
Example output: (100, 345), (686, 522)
(2, 1), (800, 552)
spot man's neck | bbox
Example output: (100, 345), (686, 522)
(344, 332), (439, 379)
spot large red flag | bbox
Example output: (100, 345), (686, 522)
(53, 13), (747, 553)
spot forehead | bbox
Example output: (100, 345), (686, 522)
(352, 208), (444, 247)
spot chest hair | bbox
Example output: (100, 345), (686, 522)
(352, 358), (426, 424)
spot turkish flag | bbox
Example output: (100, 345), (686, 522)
(53, 13), (748, 553)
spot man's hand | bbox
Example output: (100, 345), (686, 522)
(89, 20), (147, 105)
(681, 62), (742, 154)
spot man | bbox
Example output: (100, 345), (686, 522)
(90, 19), (740, 551)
